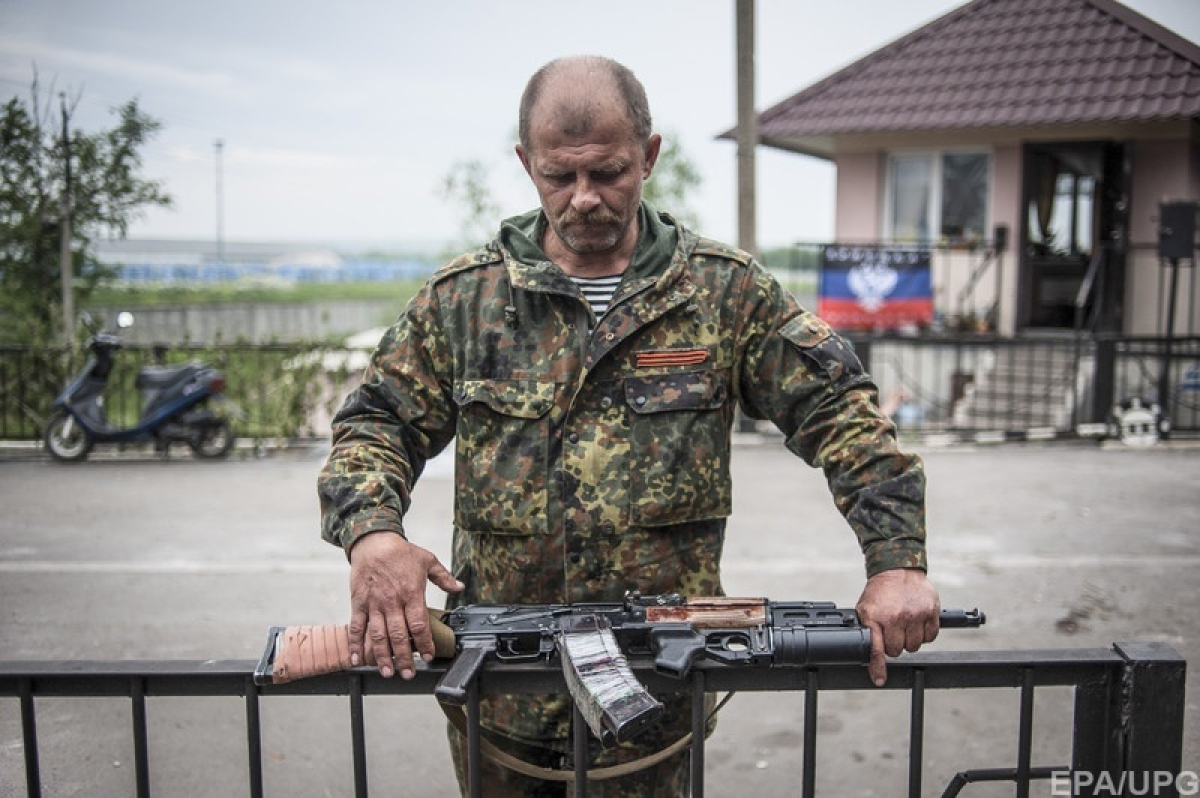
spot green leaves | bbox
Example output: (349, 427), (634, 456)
(0, 82), (171, 343)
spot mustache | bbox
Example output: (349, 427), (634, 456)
(559, 207), (621, 226)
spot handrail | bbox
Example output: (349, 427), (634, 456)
(1073, 245), (1107, 335)
(1, 642), (1186, 798)
(955, 247), (996, 309)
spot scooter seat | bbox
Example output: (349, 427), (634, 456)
(136, 363), (200, 389)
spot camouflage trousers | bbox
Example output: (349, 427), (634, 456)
(446, 722), (691, 798)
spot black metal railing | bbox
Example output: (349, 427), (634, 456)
(846, 334), (1200, 437)
(0, 642), (1186, 798)
(3, 334), (1198, 446)
(1094, 335), (1200, 436)
(849, 335), (1089, 434)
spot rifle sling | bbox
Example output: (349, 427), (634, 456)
(439, 693), (734, 782)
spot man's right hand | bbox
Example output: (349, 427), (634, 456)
(347, 532), (464, 679)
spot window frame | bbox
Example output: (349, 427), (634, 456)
(883, 148), (992, 246)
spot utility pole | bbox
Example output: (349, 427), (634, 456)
(736, 0), (758, 433)
(58, 93), (75, 345)
(736, 0), (758, 260)
(214, 138), (225, 265)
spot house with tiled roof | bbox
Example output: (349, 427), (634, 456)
(755, 0), (1200, 338)
(739, 0), (1200, 438)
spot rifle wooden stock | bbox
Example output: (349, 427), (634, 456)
(258, 611), (456, 685)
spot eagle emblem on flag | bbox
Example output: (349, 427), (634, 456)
(847, 262), (899, 312)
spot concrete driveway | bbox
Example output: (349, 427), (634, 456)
(1, 438), (1196, 796)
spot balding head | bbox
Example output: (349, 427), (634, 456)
(518, 56), (652, 153)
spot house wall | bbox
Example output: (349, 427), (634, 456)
(1126, 137), (1200, 335)
(832, 145), (1019, 333)
(833, 153), (881, 242)
(826, 131), (1200, 337)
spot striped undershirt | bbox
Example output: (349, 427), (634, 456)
(568, 274), (623, 319)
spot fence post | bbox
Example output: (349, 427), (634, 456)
(1115, 642), (1188, 794)
(1071, 667), (1119, 796)
(19, 677), (41, 798)
(1090, 336), (1116, 425)
(852, 337), (873, 375)
(1072, 642), (1187, 797)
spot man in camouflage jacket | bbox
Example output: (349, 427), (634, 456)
(319, 55), (940, 795)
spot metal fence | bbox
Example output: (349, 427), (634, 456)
(848, 334), (1200, 437)
(1, 643), (1186, 798)
(2, 333), (1198, 447)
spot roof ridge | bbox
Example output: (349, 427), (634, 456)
(1085, 0), (1200, 66)
(748, 0), (1200, 157)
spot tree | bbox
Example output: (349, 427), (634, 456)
(438, 158), (500, 253)
(644, 130), (703, 230)
(0, 78), (172, 343)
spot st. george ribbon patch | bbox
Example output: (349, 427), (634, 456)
(635, 348), (710, 368)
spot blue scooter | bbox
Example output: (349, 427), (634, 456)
(43, 312), (240, 462)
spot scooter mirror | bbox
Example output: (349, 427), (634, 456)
(116, 311), (134, 329)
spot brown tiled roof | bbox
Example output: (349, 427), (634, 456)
(754, 0), (1200, 155)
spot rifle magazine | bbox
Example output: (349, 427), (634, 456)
(557, 614), (664, 746)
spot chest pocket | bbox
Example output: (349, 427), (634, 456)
(624, 369), (733, 527)
(454, 378), (554, 536)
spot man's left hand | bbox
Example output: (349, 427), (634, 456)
(856, 568), (941, 686)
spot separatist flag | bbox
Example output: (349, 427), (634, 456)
(818, 247), (934, 331)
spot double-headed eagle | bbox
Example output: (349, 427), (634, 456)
(847, 262), (899, 312)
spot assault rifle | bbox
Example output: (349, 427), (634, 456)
(254, 593), (984, 746)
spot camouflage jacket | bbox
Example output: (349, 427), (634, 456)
(318, 205), (926, 743)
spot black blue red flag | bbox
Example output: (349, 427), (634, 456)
(818, 246), (934, 331)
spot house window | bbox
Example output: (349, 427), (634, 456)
(1027, 166), (1095, 258)
(887, 151), (990, 245)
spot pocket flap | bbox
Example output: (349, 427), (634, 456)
(455, 379), (555, 419)
(625, 371), (726, 414)
(779, 313), (832, 349)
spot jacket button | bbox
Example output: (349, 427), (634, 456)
(568, 432), (579, 444)
(634, 396), (647, 406)
(599, 397), (613, 409)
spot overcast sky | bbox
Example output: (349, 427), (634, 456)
(3, 0), (1199, 251)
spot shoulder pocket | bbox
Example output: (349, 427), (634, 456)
(779, 313), (865, 386)
(779, 313), (833, 349)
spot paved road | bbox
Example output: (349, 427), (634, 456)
(1, 439), (1196, 796)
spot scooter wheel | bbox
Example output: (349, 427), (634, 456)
(189, 418), (234, 459)
(44, 410), (94, 462)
